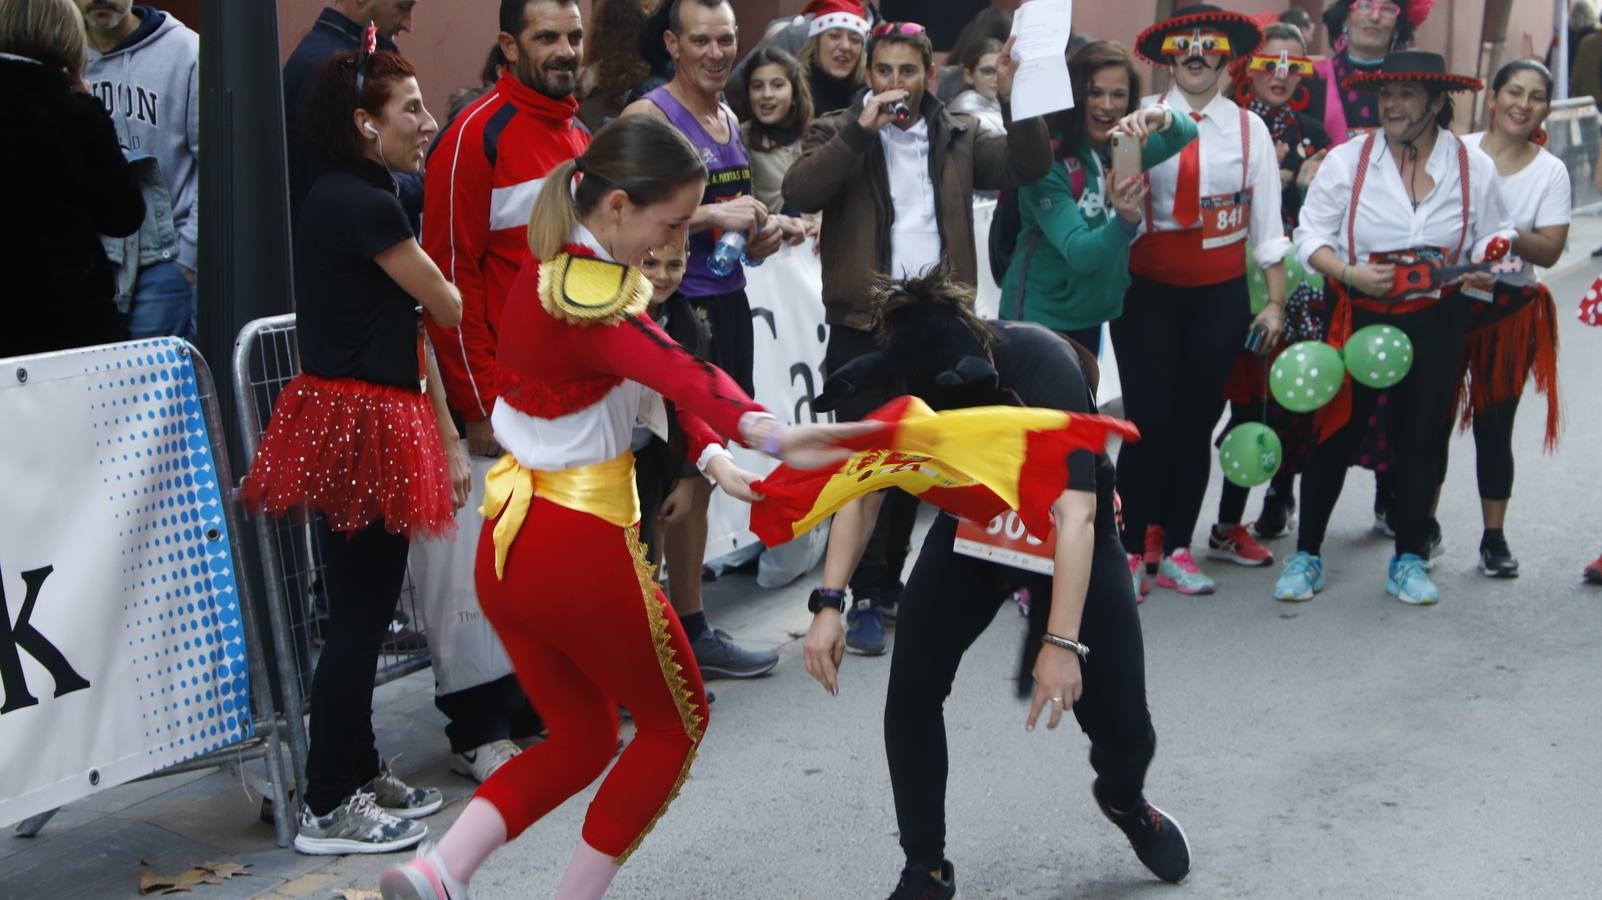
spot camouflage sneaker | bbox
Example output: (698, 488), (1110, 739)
(293, 791), (426, 855)
(365, 762), (444, 819)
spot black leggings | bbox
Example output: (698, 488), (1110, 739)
(1298, 299), (1467, 558)
(885, 514), (1156, 868)
(1111, 275), (1254, 554)
(1437, 397), (1518, 502)
(305, 519), (411, 815)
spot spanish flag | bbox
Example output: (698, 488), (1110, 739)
(749, 397), (1140, 547)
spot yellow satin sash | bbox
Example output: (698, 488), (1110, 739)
(481, 451), (641, 579)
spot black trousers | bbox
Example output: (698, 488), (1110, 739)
(689, 288), (755, 396)
(885, 514), (1157, 867)
(1298, 299), (1467, 557)
(305, 519), (411, 815)
(434, 674), (543, 754)
(825, 323), (918, 601)
(634, 437), (672, 563)
(1111, 275), (1254, 555)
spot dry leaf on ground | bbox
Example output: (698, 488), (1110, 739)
(198, 861), (251, 880)
(136, 861), (251, 894)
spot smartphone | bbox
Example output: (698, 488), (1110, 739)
(1244, 323), (1269, 357)
(1110, 132), (1142, 182)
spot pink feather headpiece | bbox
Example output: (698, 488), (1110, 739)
(1406, 0), (1434, 27)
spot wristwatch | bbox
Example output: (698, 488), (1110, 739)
(807, 588), (847, 614)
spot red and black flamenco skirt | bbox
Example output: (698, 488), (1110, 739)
(241, 374), (456, 539)
(1458, 282), (1561, 451)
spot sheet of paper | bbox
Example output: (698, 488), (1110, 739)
(1007, 0), (1074, 121)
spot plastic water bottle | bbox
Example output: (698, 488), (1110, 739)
(707, 230), (748, 278)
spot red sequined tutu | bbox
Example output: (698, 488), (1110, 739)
(242, 374), (455, 539)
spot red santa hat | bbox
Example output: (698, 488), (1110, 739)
(804, 0), (869, 39)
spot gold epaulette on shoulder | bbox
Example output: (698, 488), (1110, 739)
(538, 253), (652, 325)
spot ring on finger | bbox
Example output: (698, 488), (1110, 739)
(1051, 697), (1064, 704)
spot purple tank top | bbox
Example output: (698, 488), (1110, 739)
(645, 86), (753, 297)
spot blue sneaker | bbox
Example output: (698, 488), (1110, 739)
(844, 599), (887, 656)
(1273, 552), (1326, 602)
(1387, 554), (1439, 605)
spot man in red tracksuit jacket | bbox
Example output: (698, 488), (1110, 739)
(416, 0), (590, 784)
(424, 5), (591, 439)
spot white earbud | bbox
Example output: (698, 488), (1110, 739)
(364, 123), (378, 136)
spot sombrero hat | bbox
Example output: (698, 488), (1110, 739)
(1341, 50), (1482, 93)
(1135, 4), (1263, 66)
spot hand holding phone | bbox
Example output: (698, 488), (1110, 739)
(1110, 132), (1142, 181)
(1244, 323), (1270, 357)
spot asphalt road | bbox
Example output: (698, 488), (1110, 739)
(296, 245), (1602, 900)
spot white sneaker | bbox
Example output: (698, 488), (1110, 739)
(449, 739), (520, 784)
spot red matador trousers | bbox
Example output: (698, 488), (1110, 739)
(471, 496), (709, 861)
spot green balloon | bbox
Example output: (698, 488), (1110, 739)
(1270, 341), (1345, 413)
(1344, 324), (1415, 388)
(1219, 423), (1284, 488)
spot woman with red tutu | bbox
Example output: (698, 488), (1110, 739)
(243, 46), (470, 855)
(378, 115), (872, 899)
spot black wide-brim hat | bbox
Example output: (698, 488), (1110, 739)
(1341, 50), (1482, 93)
(1134, 4), (1263, 66)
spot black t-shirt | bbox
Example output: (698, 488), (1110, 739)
(294, 160), (422, 391)
(987, 321), (1119, 535)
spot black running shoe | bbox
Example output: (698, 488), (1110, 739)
(1373, 497), (1395, 537)
(1422, 518), (1445, 569)
(1250, 491), (1296, 540)
(1479, 530), (1519, 578)
(1094, 780), (1191, 884)
(886, 860), (955, 900)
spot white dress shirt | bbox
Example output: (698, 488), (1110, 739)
(1140, 86), (1290, 269)
(1294, 128), (1516, 278)
(880, 119), (944, 278)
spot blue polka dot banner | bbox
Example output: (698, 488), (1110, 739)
(0, 338), (252, 827)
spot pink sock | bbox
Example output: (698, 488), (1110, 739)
(434, 798), (508, 888)
(554, 840), (619, 900)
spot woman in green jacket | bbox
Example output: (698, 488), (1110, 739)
(1001, 41), (1198, 354)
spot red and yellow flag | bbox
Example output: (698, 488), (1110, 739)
(749, 397), (1140, 547)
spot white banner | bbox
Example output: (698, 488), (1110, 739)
(0, 338), (253, 828)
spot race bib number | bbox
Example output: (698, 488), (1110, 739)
(1200, 189), (1252, 249)
(952, 511), (1056, 575)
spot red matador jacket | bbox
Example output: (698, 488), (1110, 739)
(480, 241), (769, 577)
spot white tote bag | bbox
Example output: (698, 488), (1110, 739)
(410, 446), (515, 694)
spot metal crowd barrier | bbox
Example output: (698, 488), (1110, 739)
(230, 316), (434, 751)
(11, 341), (301, 848)
(1547, 97), (1602, 215)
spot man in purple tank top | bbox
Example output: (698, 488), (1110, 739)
(621, 0), (786, 683)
